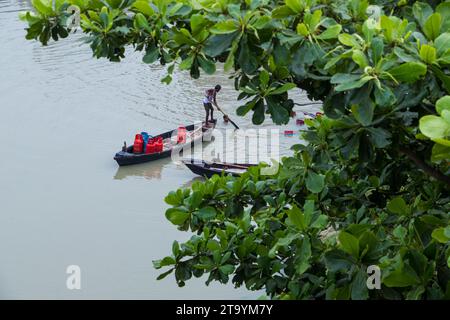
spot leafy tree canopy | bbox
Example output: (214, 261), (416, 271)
(22, 0), (450, 299)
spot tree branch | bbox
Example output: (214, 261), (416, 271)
(398, 146), (450, 186)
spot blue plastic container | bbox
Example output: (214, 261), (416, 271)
(141, 132), (149, 152)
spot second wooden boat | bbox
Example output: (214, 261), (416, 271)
(182, 159), (256, 178)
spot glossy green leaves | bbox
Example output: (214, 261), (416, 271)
(388, 62), (427, 83)
(305, 170), (325, 193)
(31, 0), (55, 16)
(420, 96), (450, 147)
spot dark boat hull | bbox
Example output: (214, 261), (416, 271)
(114, 121), (215, 166)
(182, 159), (256, 178)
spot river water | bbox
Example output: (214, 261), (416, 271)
(0, 0), (319, 299)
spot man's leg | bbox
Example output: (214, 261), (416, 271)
(204, 103), (210, 123)
(210, 108), (214, 122)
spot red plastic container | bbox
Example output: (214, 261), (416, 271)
(177, 127), (186, 144)
(155, 139), (163, 153)
(133, 134), (144, 154)
(296, 119), (305, 126)
(145, 139), (154, 154)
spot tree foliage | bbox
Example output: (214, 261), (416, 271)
(22, 0), (450, 299)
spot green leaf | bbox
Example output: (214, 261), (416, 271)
(311, 215), (328, 229)
(351, 103), (374, 127)
(165, 191), (182, 206)
(420, 44), (437, 64)
(179, 54), (195, 70)
(367, 127), (391, 148)
(423, 13), (442, 41)
(268, 233), (298, 258)
(237, 99), (258, 116)
(325, 250), (353, 272)
(387, 197), (408, 215)
(335, 76), (373, 92)
(198, 56), (216, 75)
(219, 264), (235, 275)
(330, 73), (361, 84)
(305, 170), (325, 193)
(268, 83), (296, 95)
(286, 0), (303, 13)
(203, 32), (239, 57)
(266, 96), (289, 124)
(210, 20), (239, 34)
(413, 2), (433, 27)
(317, 24), (342, 40)
(189, 190), (204, 209)
(437, 2), (450, 31)
(161, 74), (172, 85)
(435, 33), (450, 57)
(252, 98), (265, 125)
(388, 62), (427, 83)
(375, 84), (396, 106)
(335, 77), (370, 91)
(272, 5), (295, 19)
(99, 11), (110, 31)
(196, 206), (217, 221)
(383, 262), (420, 287)
(380, 15), (396, 43)
(352, 49), (368, 69)
(135, 13), (151, 32)
(431, 144), (450, 162)
(153, 256), (176, 269)
(295, 236), (311, 275)
(224, 46), (235, 72)
(172, 240), (180, 257)
(287, 205), (306, 230)
(190, 14), (206, 35)
(393, 225), (407, 241)
(259, 70), (270, 89)
(165, 208), (190, 225)
(371, 37), (384, 64)
(32, 0), (54, 16)
(406, 285), (425, 300)
(252, 16), (270, 29)
(338, 33), (360, 48)
(296, 23), (309, 36)
(420, 115), (449, 140)
(351, 269), (369, 300)
(156, 268), (174, 280)
(431, 227), (450, 243)
(132, 0), (155, 17)
(436, 96), (450, 115)
(142, 46), (159, 64)
(430, 65), (450, 94)
(338, 231), (360, 258)
(237, 36), (258, 74)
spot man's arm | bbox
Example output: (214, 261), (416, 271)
(213, 92), (218, 107)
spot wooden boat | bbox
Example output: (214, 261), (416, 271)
(182, 159), (256, 178)
(114, 121), (216, 166)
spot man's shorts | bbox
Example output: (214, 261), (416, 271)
(203, 102), (213, 111)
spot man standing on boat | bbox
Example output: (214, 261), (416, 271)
(203, 84), (221, 124)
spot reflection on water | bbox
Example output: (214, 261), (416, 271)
(114, 158), (172, 181)
(0, 0), (320, 299)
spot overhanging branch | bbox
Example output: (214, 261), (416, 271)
(398, 146), (450, 186)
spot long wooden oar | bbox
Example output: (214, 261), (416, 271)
(215, 104), (240, 129)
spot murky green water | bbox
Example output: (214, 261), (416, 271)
(0, 0), (319, 299)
